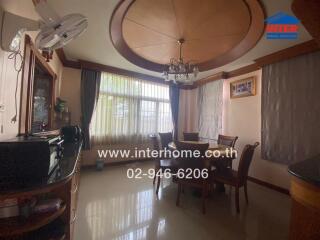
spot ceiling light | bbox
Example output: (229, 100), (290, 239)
(163, 39), (199, 84)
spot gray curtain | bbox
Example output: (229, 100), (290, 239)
(81, 69), (101, 150)
(198, 80), (223, 142)
(169, 84), (180, 140)
(262, 51), (320, 164)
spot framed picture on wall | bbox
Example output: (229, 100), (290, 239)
(230, 77), (256, 99)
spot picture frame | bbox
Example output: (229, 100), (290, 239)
(230, 77), (256, 99)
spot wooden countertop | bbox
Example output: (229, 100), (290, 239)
(288, 155), (320, 187)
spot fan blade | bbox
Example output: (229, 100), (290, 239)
(34, 0), (60, 24)
(35, 14), (88, 51)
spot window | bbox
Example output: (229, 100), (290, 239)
(91, 72), (172, 144)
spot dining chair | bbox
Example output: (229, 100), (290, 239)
(149, 134), (160, 184)
(150, 133), (178, 195)
(217, 134), (238, 147)
(175, 141), (210, 214)
(217, 134), (239, 168)
(212, 142), (259, 213)
(159, 132), (173, 149)
(183, 132), (200, 141)
(149, 134), (160, 152)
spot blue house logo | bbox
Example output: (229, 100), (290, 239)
(265, 12), (300, 40)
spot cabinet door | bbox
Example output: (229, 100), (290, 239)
(31, 61), (54, 133)
(69, 160), (81, 239)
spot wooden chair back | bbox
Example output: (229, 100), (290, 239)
(237, 142), (259, 184)
(218, 134), (238, 147)
(175, 141), (209, 171)
(149, 134), (160, 151)
(183, 132), (200, 141)
(159, 132), (173, 150)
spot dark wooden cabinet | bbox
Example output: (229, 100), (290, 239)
(0, 144), (82, 240)
(289, 177), (320, 240)
(52, 153), (82, 240)
(19, 35), (57, 135)
(69, 158), (81, 240)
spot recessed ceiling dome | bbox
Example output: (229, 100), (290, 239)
(110, 0), (265, 73)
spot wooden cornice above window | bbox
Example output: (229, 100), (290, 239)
(55, 48), (166, 85)
(79, 60), (167, 85)
(226, 64), (260, 79)
(194, 40), (320, 89)
(55, 49), (81, 69)
(254, 40), (319, 66)
(194, 72), (228, 87)
(56, 39), (320, 90)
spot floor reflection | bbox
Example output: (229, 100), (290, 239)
(75, 162), (291, 240)
(85, 189), (155, 240)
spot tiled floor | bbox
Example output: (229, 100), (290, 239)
(75, 161), (291, 240)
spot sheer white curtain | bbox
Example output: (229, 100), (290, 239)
(198, 80), (223, 142)
(90, 72), (173, 145)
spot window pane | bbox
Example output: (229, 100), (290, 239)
(158, 102), (172, 133)
(91, 95), (130, 138)
(139, 100), (157, 135)
(100, 72), (169, 101)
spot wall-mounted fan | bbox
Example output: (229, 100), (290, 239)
(0, 0), (88, 61)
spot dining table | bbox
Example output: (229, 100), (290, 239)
(168, 141), (233, 158)
(168, 140), (236, 192)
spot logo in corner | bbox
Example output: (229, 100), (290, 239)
(265, 12), (300, 40)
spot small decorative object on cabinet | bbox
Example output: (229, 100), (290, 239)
(230, 77), (256, 99)
(54, 98), (71, 129)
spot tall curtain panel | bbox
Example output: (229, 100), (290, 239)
(90, 72), (172, 145)
(169, 85), (180, 140)
(81, 69), (101, 150)
(198, 80), (223, 142)
(262, 51), (320, 164)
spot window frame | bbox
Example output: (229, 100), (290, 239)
(91, 73), (172, 139)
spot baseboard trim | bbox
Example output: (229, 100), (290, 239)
(248, 176), (290, 195)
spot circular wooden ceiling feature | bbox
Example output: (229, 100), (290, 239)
(110, 0), (265, 73)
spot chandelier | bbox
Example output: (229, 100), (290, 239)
(163, 39), (199, 83)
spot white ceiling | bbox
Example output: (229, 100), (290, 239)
(0, 0), (312, 80)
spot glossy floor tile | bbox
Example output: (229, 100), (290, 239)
(75, 162), (291, 240)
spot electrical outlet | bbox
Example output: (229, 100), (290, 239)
(0, 103), (5, 112)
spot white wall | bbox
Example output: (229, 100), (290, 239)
(0, 48), (23, 139)
(59, 67), (82, 126)
(223, 70), (290, 189)
(0, 1), (63, 141)
(0, 39), (63, 140)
